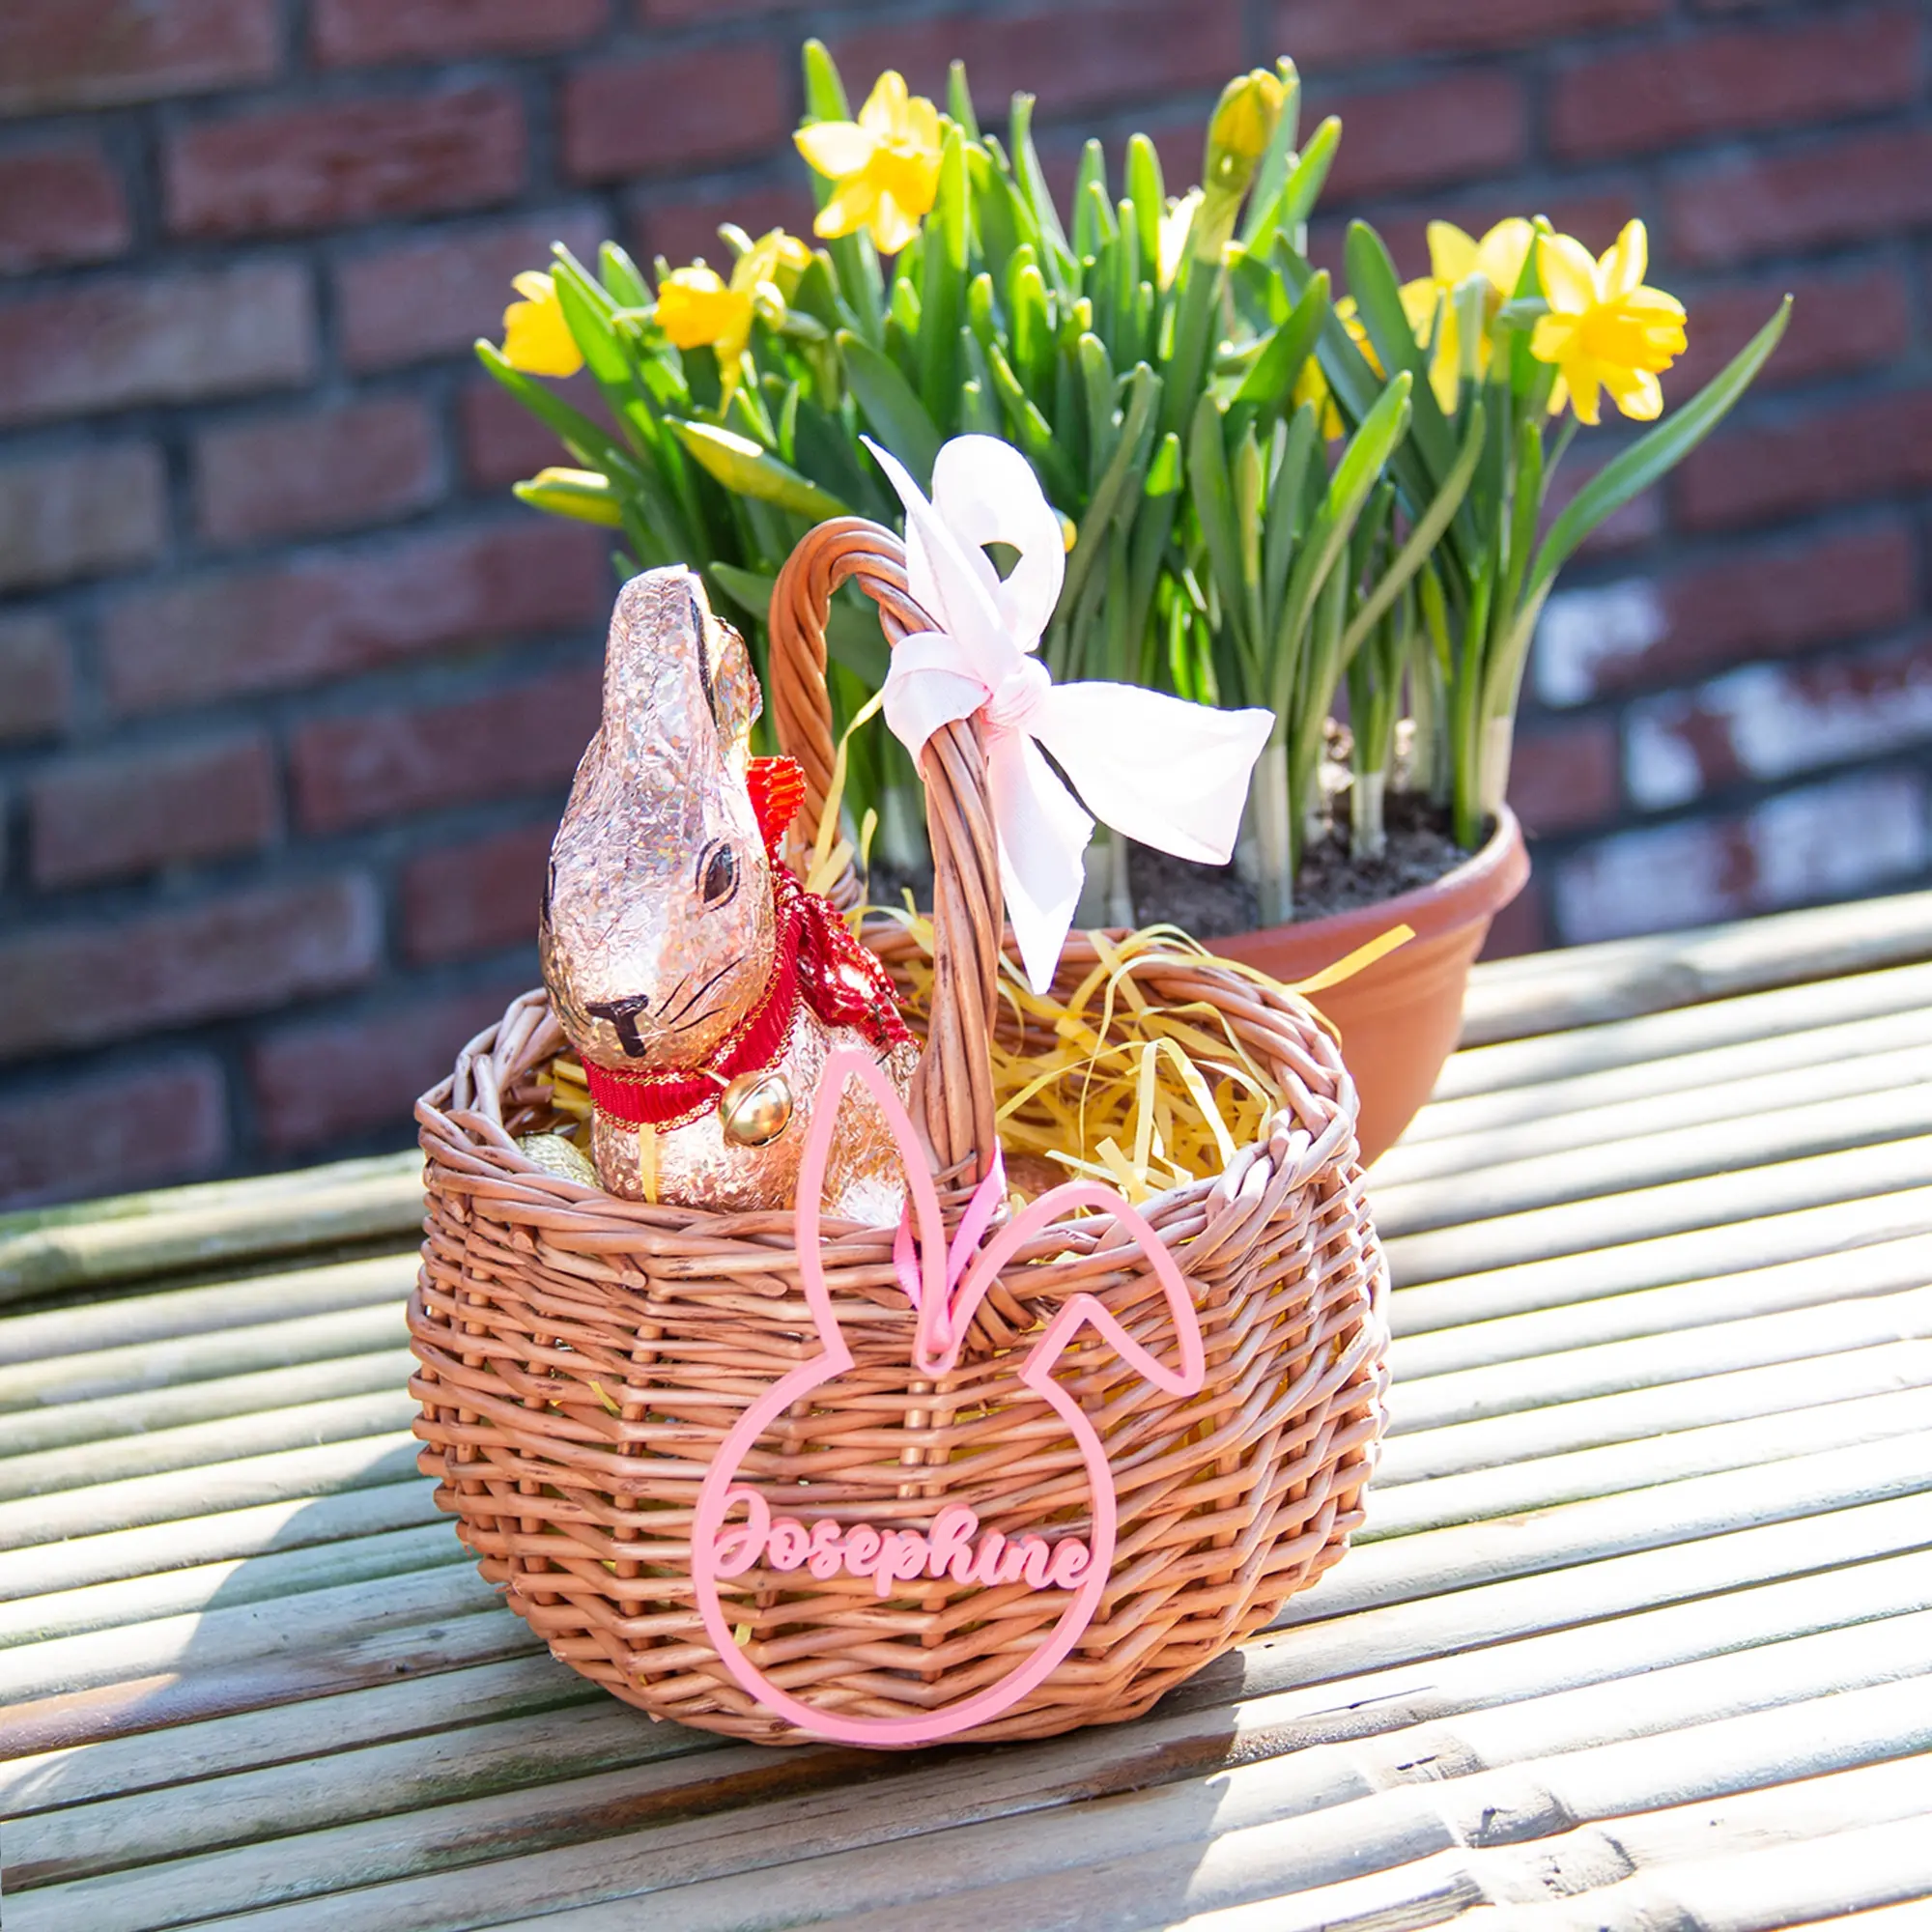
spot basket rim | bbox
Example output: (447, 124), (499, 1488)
(417, 925), (1361, 1242)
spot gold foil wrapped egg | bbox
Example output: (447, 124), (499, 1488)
(517, 1132), (600, 1186)
(719, 1070), (794, 1149)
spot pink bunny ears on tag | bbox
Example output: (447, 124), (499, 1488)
(805, 1049), (1207, 1397)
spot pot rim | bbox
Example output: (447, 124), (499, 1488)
(1225, 805), (1530, 957)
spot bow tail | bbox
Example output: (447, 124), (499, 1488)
(985, 732), (1094, 996)
(1033, 684), (1274, 867)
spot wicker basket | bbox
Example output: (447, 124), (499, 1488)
(408, 520), (1390, 1747)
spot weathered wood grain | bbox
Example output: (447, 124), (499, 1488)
(1377, 1085), (1932, 1240)
(4, 903), (1928, 1931)
(98, 1657), (1930, 1932)
(0, 1156), (421, 1306)
(1386, 1285), (1932, 1436)
(1390, 1184), (1932, 1335)
(1391, 1232), (1932, 1378)
(0, 1346), (414, 1462)
(0, 1388), (418, 1505)
(0, 1655), (603, 1816)
(1412, 980), (1932, 1133)
(0, 1587), (541, 1760)
(1384, 1137), (1932, 1285)
(0, 1479), (435, 1604)
(1367, 1385), (1932, 1540)
(1379, 1023), (1932, 1185)
(1280, 1432), (1932, 1627)
(0, 1432), (419, 1549)
(1457, 888), (1932, 1046)
(819, 1776), (1932, 1932)
(0, 1254), (413, 1374)
(0, 1521), (468, 1651)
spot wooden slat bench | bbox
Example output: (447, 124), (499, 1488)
(4, 890), (1931, 1930)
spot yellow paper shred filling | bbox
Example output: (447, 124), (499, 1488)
(874, 916), (1339, 1205)
(542, 882), (1409, 1208)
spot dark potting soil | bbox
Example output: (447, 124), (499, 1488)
(1128, 785), (1474, 940)
(860, 724), (1477, 941)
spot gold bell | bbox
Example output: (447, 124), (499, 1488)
(719, 1069), (794, 1148)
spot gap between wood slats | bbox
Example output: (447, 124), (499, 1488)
(11, 1520), (1932, 1921)
(9, 1232), (1911, 1576)
(13, 1539), (1931, 1900)
(0, 1255), (415, 1375)
(1473, 1816), (1932, 1932)
(0, 1583), (542, 1762)
(1377, 1083), (1932, 1242)
(1392, 1233), (1932, 1378)
(613, 1688), (1932, 1932)
(1378, 1346), (1930, 1489)
(1385, 1284), (1932, 1436)
(0, 1297), (406, 1416)
(1408, 978), (1932, 1136)
(1366, 1385), (1931, 1541)
(0, 1389), (419, 1506)
(0, 1521), (471, 1652)
(5, 1697), (719, 1892)
(8, 1498), (1931, 1895)
(0, 1480), (438, 1605)
(1102, 1804), (1932, 1932)
(1275, 1430), (1932, 1630)
(84, 1625), (1932, 1932)
(13, 1346), (1908, 1656)
(1457, 889), (1932, 1048)
(8, 1285), (1922, 1653)
(0, 894), (1919, 1310)
(0, 1158), (424, 1308)
(0, 1654), (613, 1819)
(0, 1558), (505, 1708)
(1385, 1137), (1932, 1285)
(1379, 1026), (1932, 1188)
(1391, 1186), (1932, 1334)
(14, 1506), (1932, 1922)
(6, 1294), (1925, 1664)
(0, 1433), (420, 1552)
(0, 1348), (415, 1463)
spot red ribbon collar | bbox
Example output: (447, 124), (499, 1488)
(582, 758), (910, 1134)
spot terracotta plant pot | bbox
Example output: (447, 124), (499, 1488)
(1215, 809), (1530, 1167)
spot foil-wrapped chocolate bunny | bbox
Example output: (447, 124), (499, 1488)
(539, 567), (916, 1221)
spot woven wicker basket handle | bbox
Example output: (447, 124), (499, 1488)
(767, 517), (1001, 1185)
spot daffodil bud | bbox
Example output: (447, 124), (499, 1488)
(1204, 71), (1284, 199)
(1193, 70), (1285, 267)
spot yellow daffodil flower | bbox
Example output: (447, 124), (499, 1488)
(500, 271), (582, 378)
(1531, 219), (1687, 426)
(1399, 217), (1533, 412)
(656, 229), (811, 401)
(794, 71), (943, 256)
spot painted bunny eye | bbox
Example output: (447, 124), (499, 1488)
(697, 841), (739, 909)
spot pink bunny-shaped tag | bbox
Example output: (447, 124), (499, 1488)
(690, 1048), (1207, 1747)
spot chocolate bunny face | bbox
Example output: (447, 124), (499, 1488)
(540, 567), (775, 1074)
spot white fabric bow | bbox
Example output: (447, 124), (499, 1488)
(868, 435), (1274, 993)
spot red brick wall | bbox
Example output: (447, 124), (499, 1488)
(0, 0), (1927, 1205)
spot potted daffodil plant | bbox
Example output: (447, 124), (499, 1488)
(485, 45), (1786, 1160)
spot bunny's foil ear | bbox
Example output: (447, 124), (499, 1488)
(598, 566), (761, 777)
(704, 611), (762, 753)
